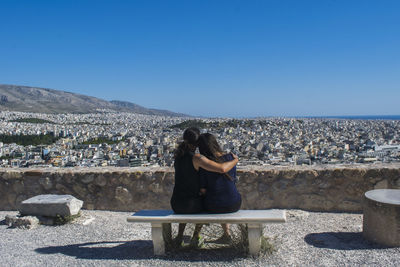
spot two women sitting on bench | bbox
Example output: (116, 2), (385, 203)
(170, 127), (241, 247)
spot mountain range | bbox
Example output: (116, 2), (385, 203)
(0, 84), (187, 117)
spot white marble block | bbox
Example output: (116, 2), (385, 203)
(19, 194), (83, 217)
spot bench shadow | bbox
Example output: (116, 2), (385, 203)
(304, 232), (389, 250)
(35, 240), (247, 261)
(35, 240), (154, 260)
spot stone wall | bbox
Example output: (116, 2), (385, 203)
(1, 164), (399, 212)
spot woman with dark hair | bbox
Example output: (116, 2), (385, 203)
(171, 127), (238, 247)
(197, 132), (242, 241)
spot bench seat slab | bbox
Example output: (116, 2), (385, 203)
(127, 209), (286, 224)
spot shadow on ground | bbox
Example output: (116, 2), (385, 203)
(35, 240), (247, 261)
(304, 232), (388, 250)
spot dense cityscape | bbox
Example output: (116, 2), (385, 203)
(0, 111), (400, 168)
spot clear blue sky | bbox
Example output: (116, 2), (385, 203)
(1, 0), (399, 117)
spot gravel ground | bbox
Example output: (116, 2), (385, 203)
(0, 210), (399, 267)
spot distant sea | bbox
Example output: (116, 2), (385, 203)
(301, 115), (400, 120)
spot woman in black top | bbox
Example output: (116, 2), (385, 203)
(171, 127), (238, 247)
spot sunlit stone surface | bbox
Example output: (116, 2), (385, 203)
(363, 189), (400, 247)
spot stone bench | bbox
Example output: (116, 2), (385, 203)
(127, 209), (286, 255)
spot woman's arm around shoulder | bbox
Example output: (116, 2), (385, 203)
(193, 153), (238, 173)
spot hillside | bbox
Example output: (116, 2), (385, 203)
(0, 84), (187, 116)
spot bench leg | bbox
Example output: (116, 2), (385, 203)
(162, 223), (172, 248)
(247, 223), (262, 256)
(151, 223), (165, 255)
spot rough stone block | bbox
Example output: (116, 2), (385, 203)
(5, 215), (39, 229)
(39, 177), (53, 190)
(5, 215), (15, 226)
(115, 186), (132, 204)
(374, 180), (388, 189)
(363, 189), (400, 247)
(19, 194), (83, 217)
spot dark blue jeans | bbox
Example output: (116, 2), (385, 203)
(204, 198), (241, 214)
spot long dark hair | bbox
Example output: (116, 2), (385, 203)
(197, 133), (223, 162)
(198, 133), (233, 180)
(174, 127), (200, 159)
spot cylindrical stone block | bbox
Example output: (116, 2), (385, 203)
(363, 189), (400, 247)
